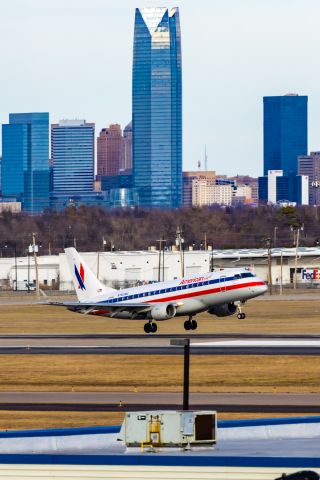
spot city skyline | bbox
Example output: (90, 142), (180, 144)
(2, 0), (320, 177)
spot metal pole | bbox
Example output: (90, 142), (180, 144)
(157, 239), (162, 282)
(183, 339), (190, 410)
(176, 227), (184, 277)
(274, 227), (277, 249)
(162, 241), (165, 282)
(27, 250), (30, 293)
(269, 243), (272, 295)
(293, 228), (300, 290)
(280, 251), (283, 296)
(182, 243), (185, 277)
(14, 243), (17, 291)
(170, 339), (191, 411)
(266, 238), (272, 296)
(32, 233), (40, 300)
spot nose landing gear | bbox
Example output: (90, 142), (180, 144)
(236, 303), (246, 320)
(184, 317), (198, 331)
(144, 321), (157, 334)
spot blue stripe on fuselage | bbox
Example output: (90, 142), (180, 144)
(97, 274), (247, 304)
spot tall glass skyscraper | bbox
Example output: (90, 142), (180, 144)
(51, 120), (95, 194)
(132, 7), (182, 208)
(263, 94), (308, 176)
(2, 112), (49, 213)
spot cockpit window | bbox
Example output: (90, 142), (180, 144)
(234, 274), (241, 280)
(240, 272), (254, 278)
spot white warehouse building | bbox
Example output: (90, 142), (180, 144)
(1, 247), (320, 291)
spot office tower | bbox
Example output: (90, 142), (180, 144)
(120, 121), (132, 173)
(97, 124), (122, 177)
(258, 170), (309, 205)
(298, 152), (320, 205)
(263, 94), (308, 176)
(133, 7), (182, 208)
(51, 120), (95, 194)
(2, 112), (49, 213)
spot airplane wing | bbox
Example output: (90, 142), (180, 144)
(49, 301), (181, 317)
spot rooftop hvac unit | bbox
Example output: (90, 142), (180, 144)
(120, 410), (217, 448)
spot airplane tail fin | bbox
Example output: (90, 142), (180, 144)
(65, 247), (116, 302)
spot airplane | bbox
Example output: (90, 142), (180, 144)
(50, 247), (267, 333)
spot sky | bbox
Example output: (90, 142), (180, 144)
(1, 0), (320, 176)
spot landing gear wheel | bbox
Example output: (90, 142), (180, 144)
(237, 313), (246, 320)
(184, 320), (191, 331)
(184, 318), (197, 331)
(144, 322), (157, 334)
(144, 323), (151, 333)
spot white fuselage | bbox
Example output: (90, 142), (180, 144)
(84, 268), (267, 319)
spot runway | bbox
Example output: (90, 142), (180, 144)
(2, 345), (320, 354)
(0, 333), (320, 354)
(0, 392), (318, 413)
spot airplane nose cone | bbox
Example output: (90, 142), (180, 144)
(259, 281), (268, 294)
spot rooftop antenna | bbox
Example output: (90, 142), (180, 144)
(204, 145), (208, 171)
(197, 160), (201, 170)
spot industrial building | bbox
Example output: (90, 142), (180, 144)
(1, 247), (320, 291)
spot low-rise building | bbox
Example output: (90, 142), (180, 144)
(0, 201), (21, 213)
(2, 247), (320, 291)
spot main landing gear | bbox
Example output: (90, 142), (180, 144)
(144, 321), (157, 334)
(184, 317), (198, 331)
(236, 303), (246, 320)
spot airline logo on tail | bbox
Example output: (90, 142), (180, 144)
(74, 263), (85, 290)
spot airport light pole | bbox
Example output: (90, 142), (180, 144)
(273, 226), (278, 249)
(32, 233), (40, 299)
(176, 227), (185, 277)
(264, 238), (272, 295)
(4, 242), (17, 291)
(170, 338), (190, 410)
(156, 238), (166, 282)
(291, 224), (304, 289)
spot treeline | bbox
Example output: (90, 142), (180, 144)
(0, 205), (319, 257)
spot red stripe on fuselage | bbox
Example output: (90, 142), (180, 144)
(145, 281), (265, 304)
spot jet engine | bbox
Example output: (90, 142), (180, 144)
(150, 304), (177, 321)
(208, 303), (237, 317)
